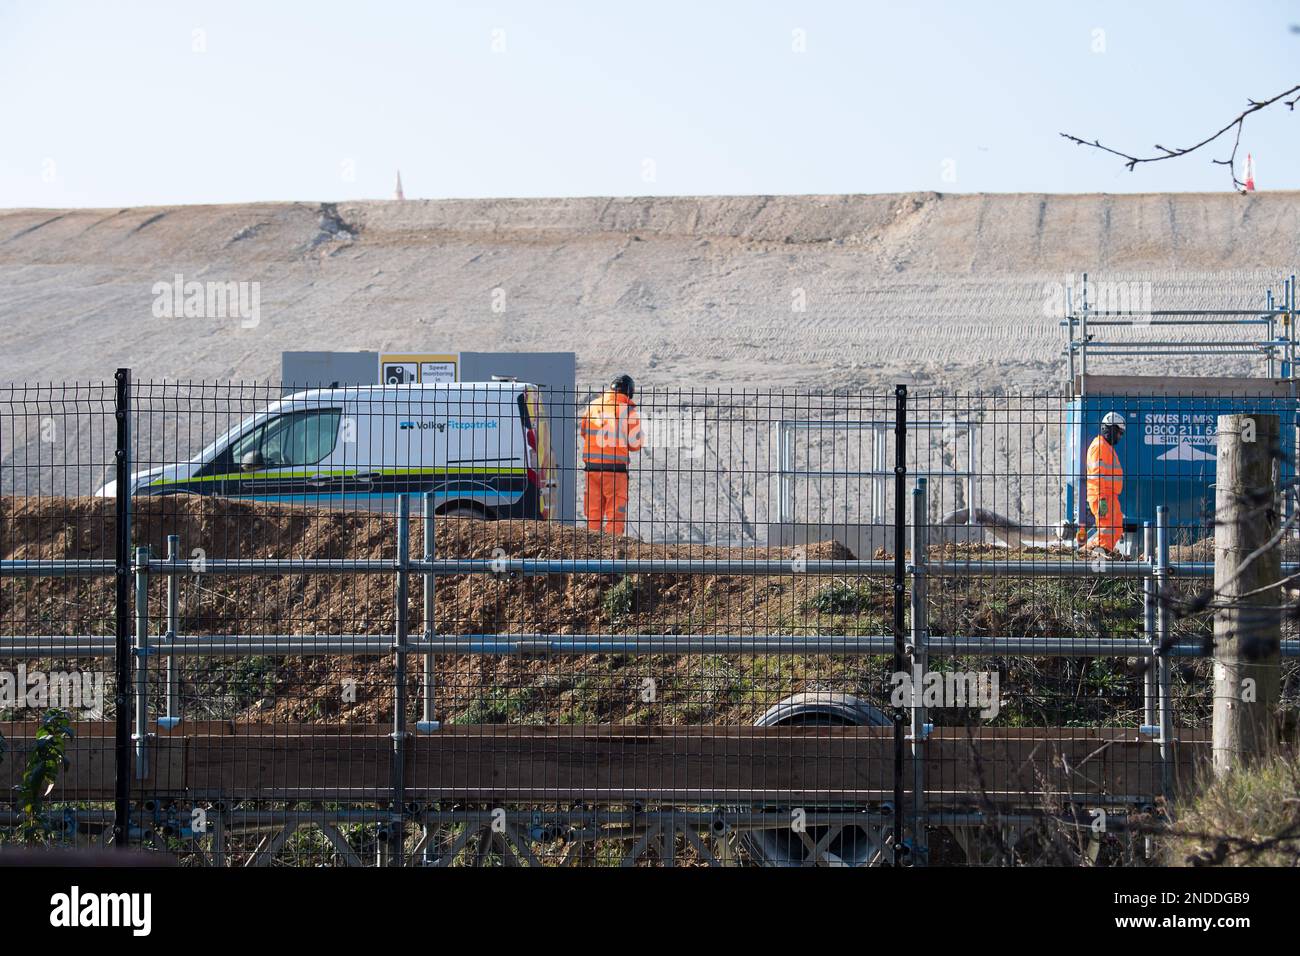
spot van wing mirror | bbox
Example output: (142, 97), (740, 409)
(241, 450), (266, 472)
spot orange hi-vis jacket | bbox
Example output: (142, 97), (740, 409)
(580, 390), (643, 471)
(1085, 435), (1123, 503)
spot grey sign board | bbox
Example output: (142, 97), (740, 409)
(281, 351), (379, 391)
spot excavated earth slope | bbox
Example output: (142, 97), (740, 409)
(4, 192), (1299, 389)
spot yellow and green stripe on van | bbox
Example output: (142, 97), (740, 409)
(147, 465), (526, 487)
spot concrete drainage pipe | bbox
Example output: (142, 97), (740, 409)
(738, 692), (890, 867)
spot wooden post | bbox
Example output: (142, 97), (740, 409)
(1213, 413), (1282, 777)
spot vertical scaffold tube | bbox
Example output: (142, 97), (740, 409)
(909, 478), (928, 863)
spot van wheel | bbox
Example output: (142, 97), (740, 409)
(439, 506), (488, 519)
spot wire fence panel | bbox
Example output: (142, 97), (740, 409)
(0, 373), (1294, 865)
(906, 386), (1297, 865)
(0, 381), (120, 851)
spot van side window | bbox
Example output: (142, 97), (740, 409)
(229, 410), (342, 467)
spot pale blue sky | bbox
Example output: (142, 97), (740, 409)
(2, 0), (1297, 207)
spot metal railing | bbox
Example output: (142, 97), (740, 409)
(776, 419), (977, 525)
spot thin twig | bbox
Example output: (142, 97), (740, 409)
(1061, 85), (1300, 190)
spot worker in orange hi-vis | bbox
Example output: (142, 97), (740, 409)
(1085, 411), (1126, 553)
(580, 375), (643, 535)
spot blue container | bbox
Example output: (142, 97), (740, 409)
(1065, 376), (1296, 542)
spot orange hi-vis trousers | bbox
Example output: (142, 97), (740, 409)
(585, 470), (629, 535)
(1085, 434), (1124, 551)
(1087, 494), (1123, 550)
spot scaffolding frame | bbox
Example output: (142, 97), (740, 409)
(1063, 272), (1299, 386)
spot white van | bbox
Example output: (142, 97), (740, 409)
(97, 382), (556, 518)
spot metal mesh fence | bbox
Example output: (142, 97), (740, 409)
(0, 374), (1295, 865)
(0, 381), (120, 851)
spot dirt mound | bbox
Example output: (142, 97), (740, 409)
(2, 493), (853, 630)
(4, 495), (1230, 729)
(1, 496), (864, 724)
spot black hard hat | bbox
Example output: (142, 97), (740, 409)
(610, 374), (634, 399)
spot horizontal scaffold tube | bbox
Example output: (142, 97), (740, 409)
(0, 556), (1231, 577)
(3, 634), (1297, 658)
(0, 558), (1275, 579)
(0, 559), (116, 576)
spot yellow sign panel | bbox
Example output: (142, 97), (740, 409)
(379, 353), (459, 385)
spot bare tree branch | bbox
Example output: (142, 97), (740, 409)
(1061, 85), (1300, 190)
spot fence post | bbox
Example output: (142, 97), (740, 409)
(1213, 413), (1282, 777)
(777, 424), (788, 524)
(892, 383), (907, 865)
(133, 546), (150, 779)
(873, 427), (887, 525)
(1141, 522), (1156, 733)
(1154, 507), (1173, 800)
(160, 534), (181, 730)
(418, 491), (440, 732)
(909, 477), (928, 864)
(391, 495), (411, 865)
(965, 427), (976, 527)
(113, 368), (132, 848)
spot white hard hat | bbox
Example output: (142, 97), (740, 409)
(1102, 411), (1126, 432)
